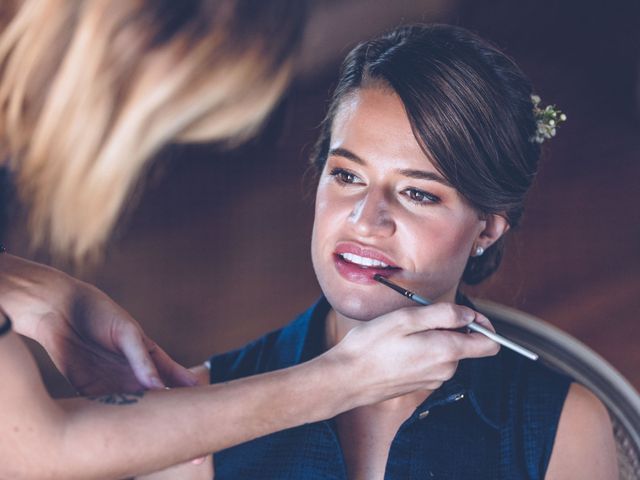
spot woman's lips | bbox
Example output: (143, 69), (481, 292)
(334, 243), (399, 268)
(333, 253), (401, 284)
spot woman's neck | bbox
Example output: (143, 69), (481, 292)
(324, 306), (434, 480)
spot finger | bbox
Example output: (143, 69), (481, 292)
(418, 329), (499, 361)
(451, 330), (501, 359)
(149, 341), (199, 387)
(398, 303), (477, 334)
(118, 326), (165, 389)
(471, 312), (495, 333)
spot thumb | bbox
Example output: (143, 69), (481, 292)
(147, 337), (199, 388)
(118, 326), (166, 389)
(399, 304), (476, 334)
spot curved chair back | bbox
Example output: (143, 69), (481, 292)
(474, 299), (640, 480)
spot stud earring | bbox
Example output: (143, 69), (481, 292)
(474, 246), (485, 257)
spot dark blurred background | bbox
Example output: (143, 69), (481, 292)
(5, 0), (640, 391)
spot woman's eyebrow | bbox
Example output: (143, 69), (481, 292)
(329, 147), (451, 186)
(328, 147), (365, 165)
(398, 168), (451, 186)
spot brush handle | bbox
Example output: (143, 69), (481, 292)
(410, 291), (538, 360)
(467, 322), (538, 361)
(373, 275), (538, 361)
(408, 292), (431, 306)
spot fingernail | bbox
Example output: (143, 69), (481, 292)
(185, 371), (200, 387)
(149, 376), (165, 389)
(463, 310), (475, 323)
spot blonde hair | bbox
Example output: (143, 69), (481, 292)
(0, 0), (306, 260)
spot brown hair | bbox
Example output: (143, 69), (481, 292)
(0, 0), (308, 260)
(311, 24), (542, 284)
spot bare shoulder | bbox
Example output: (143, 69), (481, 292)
(545, 382), (618, 479)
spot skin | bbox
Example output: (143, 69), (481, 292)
(546, 383), (618, 479)
(0, 325), (354, 480)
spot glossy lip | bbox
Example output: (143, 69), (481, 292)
(334, 242), (400, 267)
(333, 242), (402, 284)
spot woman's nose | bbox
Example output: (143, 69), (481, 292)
(347, 192), (396, 238)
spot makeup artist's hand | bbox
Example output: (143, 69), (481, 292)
(329, 302), (499, 406)
(0, 253), (197, 394)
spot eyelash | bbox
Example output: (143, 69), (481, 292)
(402, 188), (441, 205)
(329, 167), (362, 185)
(328, 167), (441, 205)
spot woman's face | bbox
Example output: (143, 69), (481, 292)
(311, 87), (499, 321)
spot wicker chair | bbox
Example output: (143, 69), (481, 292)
(474, 299), (640, 480)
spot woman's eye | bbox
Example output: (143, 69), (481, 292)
(329, 168), (361, 185)
(403, 188), (440, 205)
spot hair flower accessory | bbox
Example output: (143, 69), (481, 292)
(530, 94), (567, 143)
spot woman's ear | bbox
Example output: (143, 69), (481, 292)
(473, 214), (510, 254)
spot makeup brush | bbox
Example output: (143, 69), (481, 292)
(373, 274), (538, 361)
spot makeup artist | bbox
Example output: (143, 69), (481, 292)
(0, 2), (504, 479)
(148, 24), (617, 480)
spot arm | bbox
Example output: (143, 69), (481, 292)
(0, 327), (349, 480)
(136, 366), (214, 480)
(545, 383), (618, 479)
(136, 461), (214, 480)
(0, 252), (197, 392)
(1, 302), (498, 480)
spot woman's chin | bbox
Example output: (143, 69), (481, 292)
(326, 292), (408, 322)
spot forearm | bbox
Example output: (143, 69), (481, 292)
(136, 458), (213, 480)
(2, 329), (354, 480)
(57, 354), (352, 478)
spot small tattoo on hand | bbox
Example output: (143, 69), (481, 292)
(87, 391), (145, 405)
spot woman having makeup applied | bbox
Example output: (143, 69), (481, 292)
(157, 24), (617, 480)
(0, 3), (500, 479)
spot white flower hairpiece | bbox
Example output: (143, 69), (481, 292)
(530, 94), (567, 144)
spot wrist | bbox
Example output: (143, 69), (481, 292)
(260, 354), (354, 426)
(303, 347), (363, 417)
